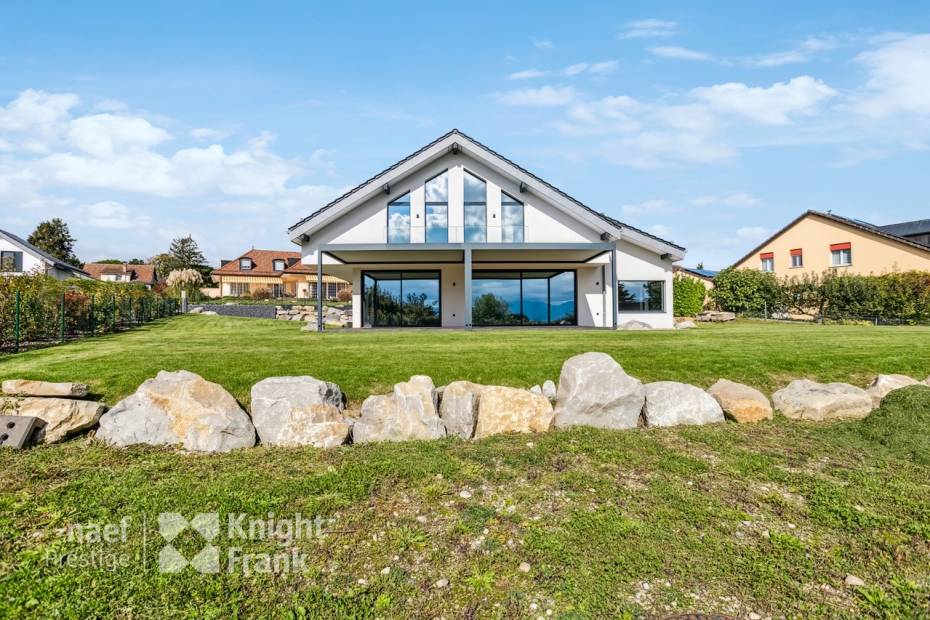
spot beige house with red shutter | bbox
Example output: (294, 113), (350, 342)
(211, 249), (349, 299)
(732, 211), (930, 277)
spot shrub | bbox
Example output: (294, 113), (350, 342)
(336, 287), (353, 302)
(251, 289), (272, 300)
(711, 268), (783, 313)
(673, 276), (706, 317)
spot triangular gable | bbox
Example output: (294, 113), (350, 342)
(287, 129), (684, 258)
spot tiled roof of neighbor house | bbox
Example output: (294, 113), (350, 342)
(288, 128), (685, 252)
(732, 210), (930, 267)
(212, 249), (302, 277)
(82, 262), (157, 284)
(878, 219), (930, 243)
(0, 228), (89, 275)
(674, 265), (718, 279)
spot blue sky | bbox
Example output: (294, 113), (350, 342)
(1, 1), (929, 268)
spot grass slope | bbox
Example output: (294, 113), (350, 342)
(1, 318), (929, 618)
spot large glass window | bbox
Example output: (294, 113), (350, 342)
(501, 192), (524, 243)
(464, 170), (487, 242)
(387, 193), (411, 244)
(424, 171), (448, 243)
(472, 270), (576, 326)
(363, 271), (441, 327)
(618, 281), (664, 312)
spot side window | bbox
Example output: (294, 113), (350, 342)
(387, 192), (412, 244)
(501, 192), (524, 243)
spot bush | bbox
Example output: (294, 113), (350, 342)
(858, 386), (930, 464)
(250, 289), (272, 300)
(336, 287), (353, 302)
(711, 268), (783, 313)
(673, 276), (706, 317)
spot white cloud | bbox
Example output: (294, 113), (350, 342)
(0, 89), (79, 151)
(559, 61), (618, 77)
(621, 199), (678, 216)
(647, 224), (673, 238)
(601, 132), (737, 169)
(692, 192), (762, 208)
(67, 114), (171, 157)
(649, 46), (714, 62)
(507, 69), (550, 80)
(190, 127), (232, 141)
(563, 63), (589, 76)
(77, 200), (153, 229)
(532, 38), (554, 50)
(94, 99), (129, 112)
(854, 34), (930, 118)
(692, 76), (837, 125)
(588, 60), (619, 75)
(556, 96), (643, 135)
(496, 86), (577, 107)
(618, 19), (678, 39)
(735, 226), (768, 241)
(745, 36), (839, 67)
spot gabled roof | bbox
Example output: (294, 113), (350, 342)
(732, 210), (930, 267)
(288, 129), (685, 256)
(212, 249), (302, 277)
(0, 228), (89, 276)
(674, 265), (718, 280)
(82, 262), (157, 284)
(879, 218), (930, 242)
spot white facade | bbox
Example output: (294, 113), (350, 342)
(0, 233), (90, 280)
(289, 131), (684, 329)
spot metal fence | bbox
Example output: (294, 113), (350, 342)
(1, 290), (179, 354)
(737, 308), (930, 326)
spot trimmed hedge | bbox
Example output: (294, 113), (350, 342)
(673, 275), (706, 317)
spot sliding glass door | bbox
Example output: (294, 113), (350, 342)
(472, 270), (576, 326)
(363, 271), (441, 327)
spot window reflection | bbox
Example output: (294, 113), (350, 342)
(501, 192), (524, 243)
(425, 171), (448, 243)
(472, 270), (575, 326)
(387, 193), (411, 244)
(464, 171), (487, 242)
(363, 271), (441, 327)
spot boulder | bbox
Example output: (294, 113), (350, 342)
(439, 380), (482, 439)
(0, 397), (104, 443)
(696, 311), (736, 322)
(675, 320), (696, 330)
(97, 370), (255, 452)
(643, 382), (725, 427)
(188, 307), (203, 314)
(772, 379), (873, 422)
(542, 380), (557, 401)
(353, 376), (446, 443)
(619, 320), (652, 330)
(865, 374), (921, 408)
(201, 311), (218, 316)
(529, 385), (542, 395)
(473, 386), (554, 439)
(2, 380), (89, 398)
(707, 379), (773, 423)
(553, 352), (645, 430)
(250, 376), (349, 448)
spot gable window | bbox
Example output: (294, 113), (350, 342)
(830, 242), (852, 267)
(424, 171), (449, 243)
(790, 249), (803, 268)
(387, 192), (411, 244)
(618, 281), (664, 312)
(1, 250), (23, 272)
(501, 191), (524, 243)
(464, 170), (487, 242)
(273, 259), (286, 271)
(239, 258), (252, 271)
(760, 252), (774, 272)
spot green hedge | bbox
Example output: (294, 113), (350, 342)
(673, 276), (706, 317)
(711, 268), (930, 322)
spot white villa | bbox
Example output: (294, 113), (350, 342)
(288, 130), (685, 330)
(0, 228), (90, 280)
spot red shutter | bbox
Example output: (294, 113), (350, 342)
(759, 252), (774, 260)
(830, 242), (851, 251)
(790, 248), (803, 256)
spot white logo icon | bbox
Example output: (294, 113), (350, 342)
(157, 512), (220, 573)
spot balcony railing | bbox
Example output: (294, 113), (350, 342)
(386, 225), (526, 244)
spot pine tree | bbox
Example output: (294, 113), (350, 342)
(27, 219), (81, 267)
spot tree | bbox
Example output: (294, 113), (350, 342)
(27, 219), (81, 267)
(165, 268), (204, 300)
(153, 236), (210, 279)
(673, 275), (707, 317)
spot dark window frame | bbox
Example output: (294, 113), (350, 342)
(501, 191), (525, 243)
(617, 280), (666, 313)
(463, 168), (488, 243)
(424, 169), (450, 243)
(471, 269), (577, 326)
(0, 250), (24, 272)
(386, 191), (413, 245)
(362, 269), (442, 327)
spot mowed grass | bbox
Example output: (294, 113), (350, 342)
(1, 314), (929, 406)
(0, 317), (929, 618)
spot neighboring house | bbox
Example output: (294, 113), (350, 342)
(211, 249), (350, 299)
(287, 129), (686, 330)
(83, 262), (158, 288)
(0, 228), (90, 280)
(733, 211), (930, 277)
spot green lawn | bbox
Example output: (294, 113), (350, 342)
(1, 317), (929, 618)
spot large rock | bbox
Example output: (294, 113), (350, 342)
(619, 320), (652, 330)
(353, 376), (446, 443)
(439, 381), (481, 439)
(707, 379), (773, 423)
(97, 370), (255, 452)
(474, 386), (554, 439)
(675, 320), (696, 330)
(643, 382), (725, 427)
(865, 374), (920, 408)
(542, 380), (557, 401)
(250, 376), (350, 448)
(553, 352), (645, 430)
(0, 397), (104, 443)
(696, 311), (736, 322)
(772, 379), (873, 422)
(2, 380), (89, 399)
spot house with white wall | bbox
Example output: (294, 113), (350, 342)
(288, 130), (685, 330)
(0, 228), (90, 280)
